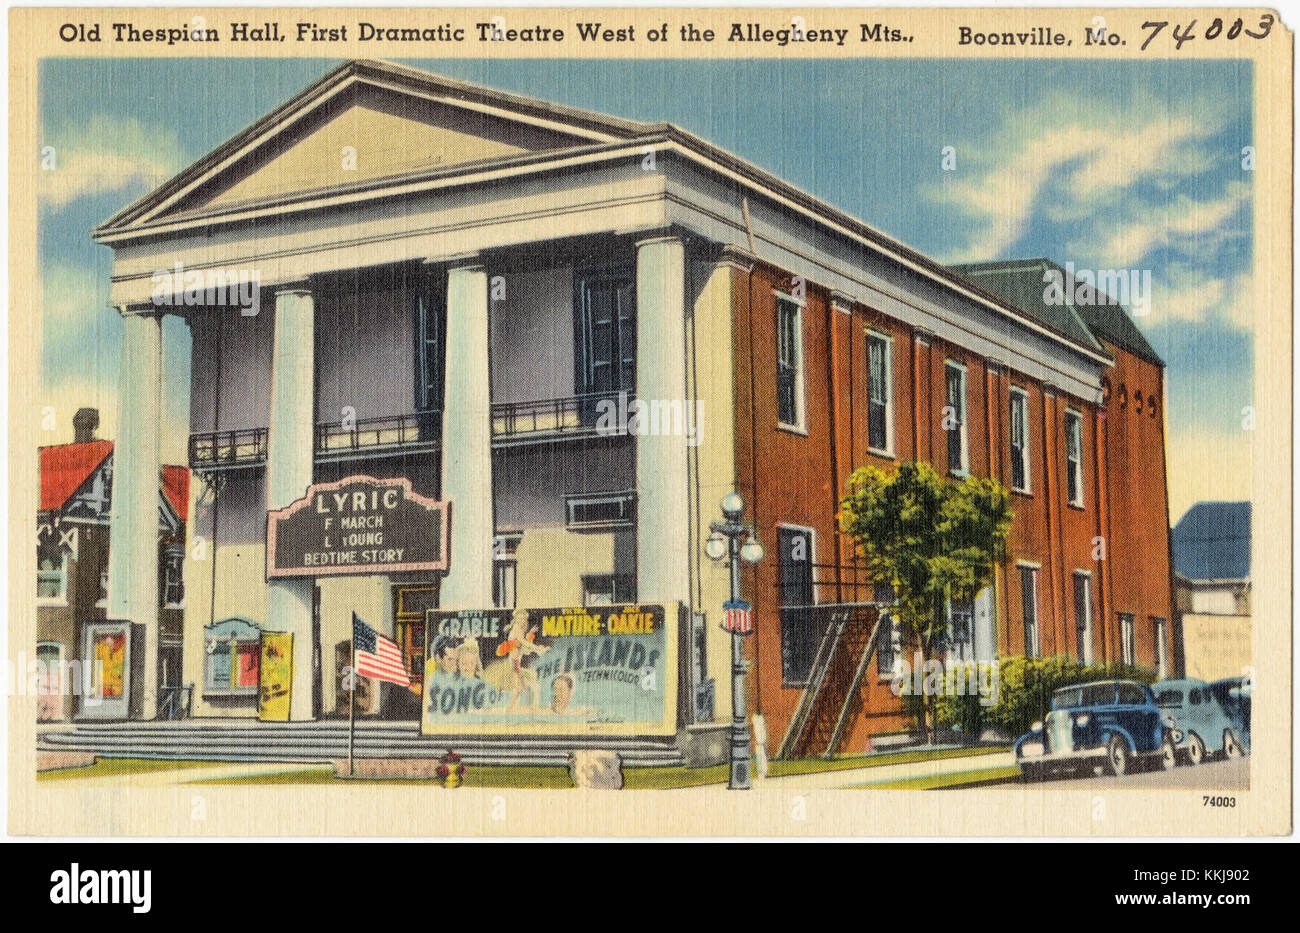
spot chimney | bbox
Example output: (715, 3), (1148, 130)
(72, 407), (99, 444)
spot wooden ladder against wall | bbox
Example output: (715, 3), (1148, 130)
(777, 607), (884, 760)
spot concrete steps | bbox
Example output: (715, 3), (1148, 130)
(37, 720), (686, 768)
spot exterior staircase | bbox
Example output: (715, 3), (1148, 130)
(778, 606), (883, 759)
(37, 720), (685, 768)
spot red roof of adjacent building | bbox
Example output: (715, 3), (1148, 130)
(38, 440), (189, 521)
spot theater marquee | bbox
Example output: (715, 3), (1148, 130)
(266, 475), (450, 578)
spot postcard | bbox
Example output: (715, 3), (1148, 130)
(7, 6), (1291, 837)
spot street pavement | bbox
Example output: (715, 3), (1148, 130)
(1002, 756), (1249, 790)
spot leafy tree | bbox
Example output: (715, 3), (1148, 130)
(839, 461), (1012, 743)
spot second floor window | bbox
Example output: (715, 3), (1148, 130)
(1065, 409), (1084, 506)
(576, 270), (636, 399)
(945, 361), (969, 475)
(415, 291), (444, 413)
(1009, 387), (1030, 492)
(867, 332), (892, 453)
(37, 542), (67, 603)
(776, 296), (804, 429)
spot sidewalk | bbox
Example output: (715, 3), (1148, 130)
(756, 749), (1017, 790)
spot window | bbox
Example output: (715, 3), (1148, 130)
(1119, 613), (1136, 666)
(582, 574), (636, 607)
(776, 296), (805, 429)
(565, 490), (636, 529)
(778, 527), (818, 684)
(874, 583), (901, 677)
(946, 597), (975, 662)
(160, 547), (184, 608)
(576, 269), (636, 400)
(866, 332), (893, 453)
(203, 618), (261, 696)
(1152, 617), (1169, 678)
(1064, 409), (1084, 507)
(37, 542), (67, 604)
(1020, 566), (1040, 657)
(415, 292), (443, 411)
(1073, 572), (1093, 664)
(493, 560), (517, 610)
(944, 361), (969, 475)
(1009, 387), (1031, 492)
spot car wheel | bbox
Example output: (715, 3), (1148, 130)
(1224, 730), (1246, 759)
(1106, 736), (1130, 776)
(1186, 733), (1206, 766)
(1158, 736), (1177, 771)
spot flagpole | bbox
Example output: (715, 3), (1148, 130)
(348, 612), (356, 778)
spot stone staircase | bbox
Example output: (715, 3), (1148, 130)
(37, 720), (685, 768)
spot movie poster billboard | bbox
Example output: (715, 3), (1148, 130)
(419, 604), (677, 736)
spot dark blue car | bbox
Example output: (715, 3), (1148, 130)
(1015, 680), (1177, 780)
(1209, 676), (1252, 755)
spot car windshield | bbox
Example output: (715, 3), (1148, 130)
(1156, 689), (1183, 708)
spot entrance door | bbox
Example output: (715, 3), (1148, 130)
(80, 621), (131, 719)
(393, 584), (438, 704)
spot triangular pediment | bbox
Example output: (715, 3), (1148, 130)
(100, 60), (653, 231)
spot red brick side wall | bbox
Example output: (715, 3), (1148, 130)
(731, 260), (1174, 754)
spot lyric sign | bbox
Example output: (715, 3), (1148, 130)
(266, 475), (450, 578)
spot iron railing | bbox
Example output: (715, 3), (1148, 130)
(314, 411), (441, 462)
(491, 390), (632, 444)
(189, 390), (632, 470)
(188, 427), (268, 469)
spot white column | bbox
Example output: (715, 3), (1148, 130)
(439, 262), (494, 608)
(635, 236), (691, 605)
(107, 310), (163, 719)
(265, 284), (316, 720)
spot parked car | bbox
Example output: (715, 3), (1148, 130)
(1015, 680), (1176, 780)
(1209, 676), (1252, 755)
(1152, 678), (1246, 765)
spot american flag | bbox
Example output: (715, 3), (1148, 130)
(722, 599), (753, 635)
(353, 613), (411, 686)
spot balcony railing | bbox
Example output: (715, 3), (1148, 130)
(188, 391), (631, 470)
(188, 428), (268, 470)
(491, 391), (632, 445)
(314, 411), (441, 463)
(776, 562), (887, 609)
(189, 412), (441, 470)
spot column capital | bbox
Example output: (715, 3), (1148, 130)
(439, 253), (484, 272)
(119, 304), (163, 319)
(274, 280), (313, 299)
(636, 233), (684, 251)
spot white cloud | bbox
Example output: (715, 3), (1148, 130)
(39, 115), (189, 211)
(1090, 181), (1250, 269)
(928, 92), (1232, 263)
(1153, 267), (1253, 332)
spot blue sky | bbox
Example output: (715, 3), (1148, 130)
(38, 57), (1255, 521)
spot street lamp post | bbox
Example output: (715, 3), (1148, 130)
(705, 491), (764, 790)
